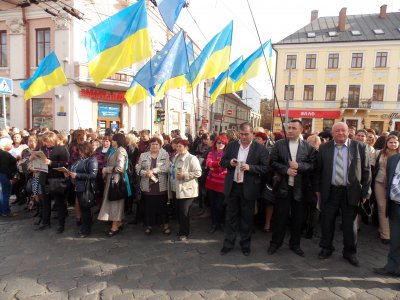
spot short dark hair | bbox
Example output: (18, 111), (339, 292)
(77, 141), (94, 158)
(112, 133), (127, 148)
(176, 138), (190, 147)
(239, 122), (253, 132)
(289, 119), (303, 127)
(148, 137), (162, 146)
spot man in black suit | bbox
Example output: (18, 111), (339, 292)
(316, 122), (371, 267)
(268, 119), (316, 257)
(374, 152), (400, 277)
(220, 122), (268, 256)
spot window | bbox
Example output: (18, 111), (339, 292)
(351, 53), (363, 68)
(32, 98), (53, 129)
(375, 52), (388, 68)
(373, 84), (384, 101)
(328, 53), (339, 69)
(286, 55), (296, 69)
(325, 85), (336, 101)
(36, 28), (50, 66)
(370, 121), (384, 135)
(284, 85), (294, 100)
(0, 96), (10, 126)
(398, 85), (400, 102)
(303, 85), (314, 101)
(323, 119), (335, 131)
(0, 31), (7, 67)
(348, 85), (360, 107)
(305, 54), (316, 69)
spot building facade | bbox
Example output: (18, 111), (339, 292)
(273, 5), (400, 134)
(0, 0), (209, 135)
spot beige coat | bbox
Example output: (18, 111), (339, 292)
(98, 147), (127, 221)
(169, 152), (202, 199)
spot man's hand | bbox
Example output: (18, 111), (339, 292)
(239, 163), (250, 172)
(230, 159), (238, 167)
(287, 168), (297, 176)
(289, 160), (298, 170)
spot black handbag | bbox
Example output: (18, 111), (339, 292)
(48, 178), (68, 195)
(78, 179), (97, 208)
(261, 184), (275, 204)
(108, 173), (128, 201)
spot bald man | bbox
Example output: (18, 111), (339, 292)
(316, 122), (371, 267)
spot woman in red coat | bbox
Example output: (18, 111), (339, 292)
(205, 136), (229, 233)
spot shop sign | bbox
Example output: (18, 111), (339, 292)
(80, 88), (125, 101)
(381, 112), (400, 119)
(99, 104), (120, 118)
(274, 109), (341, 118)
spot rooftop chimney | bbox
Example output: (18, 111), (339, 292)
(380, 4), (387, 18)
(338, 7), (347, 32)
(310, 10), (318, 22)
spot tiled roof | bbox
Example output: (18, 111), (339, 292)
(275, 12), (400, 45)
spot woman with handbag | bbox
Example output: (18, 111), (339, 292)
(169, 138), (202, 241)
(136, 137), (170, 235)
(65, 142), (98, 238)
(98, 133), (131, 237)
(205, 135), (228, 233)
(37, 131), (70, 233)
(374, 135), (400, 244)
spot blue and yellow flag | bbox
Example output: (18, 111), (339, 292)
(186, 21), (233, 92)
(84, 0), (151, 85)
(156, 0), (186, 32)
(20, 52), (67, 100)
(230, 39), (272, 89)
(209, 56), (243, 104)
(187, 40), (195, 65)
(125, 30), (189, 106)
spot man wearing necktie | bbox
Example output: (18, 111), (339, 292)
(316, 122), (371, 267)
(374, 152), (400, 277)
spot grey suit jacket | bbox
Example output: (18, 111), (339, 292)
(317, 139), (371, 206)
(220, 141), (269, 200)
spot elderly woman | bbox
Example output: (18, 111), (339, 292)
(0, 138), (17, 217)
(136, 137), (170, 235)
(170, 138), (202, 241)
(66, 141), (98, 238)
(9, 132), (29, 205)
(205, 135), (228, 233)
(98, 133), (131, 236)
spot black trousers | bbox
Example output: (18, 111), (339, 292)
(77, 192), (92, 235)
(208, 189), (225, 226)
(175, 196), (194, 237)
(271, 186), (304, 248)
(42, 193), (67, 227)
(319, 186), (358, 255)
(223, 183), (255, 249)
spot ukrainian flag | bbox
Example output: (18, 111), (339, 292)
(125, 80), (149, 106)
(230, 39), (272, 90)
(209, 56), (243, 104)
(84, 0), (151, 85)
(186, 21), (233, 92)
(20, 52), (67, 101)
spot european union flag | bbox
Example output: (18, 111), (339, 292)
(156, 0), (186, 32)
(134, 30), (188, 90)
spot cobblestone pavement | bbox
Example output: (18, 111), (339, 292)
(0, 203), (399, 300)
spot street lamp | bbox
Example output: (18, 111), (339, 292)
(388, 119), (393, 131)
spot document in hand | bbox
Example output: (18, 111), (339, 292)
(53, 167), (69, 173)
(30, 150), (47, 160)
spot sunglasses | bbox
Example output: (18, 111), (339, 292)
(216, 141), (225, 145)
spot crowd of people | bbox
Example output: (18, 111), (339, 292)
(0, 121), (399, 277)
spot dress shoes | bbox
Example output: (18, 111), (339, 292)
(318, 249), (332, 259)
(35, 224), (50, 231)
(381, 239), (390, 245)
(209, 224), (217, 234)
(56, 226), (64, 234)
(267, 244), (279, 255)
(290, 246), (305, 257)
(220, 247), (232, 255)
(374, 267), (400, 277)
(343, 254), (359, 267)
(241, 247), (251, 256)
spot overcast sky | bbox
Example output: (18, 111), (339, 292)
(177, 0), (400, 97)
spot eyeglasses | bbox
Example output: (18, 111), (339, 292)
(216, 141), (225, 145)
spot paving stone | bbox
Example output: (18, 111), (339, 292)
(68, 285), (90, 299)
(269, 293), (292, 300)
(132, 288), (155, 299)
(283, 289), (310, 299)
(235, 291), (259, 300)
(0, 291), (16, 300)
(146, 294), (171, 300)
(311, 290), (345, 300)
(5, 278), (47, 298)
(88, 281), (108, 293)
(329, 287), (355, 298)
(82, 294), (100, 300)
(25, 292), (69, 300)
(167, 290), (190, 300)
(200, 289), (227, 299)
(367, 288), (397, 299)
(112, 293), (135, 300)
(100, 286), (123, 299)
(47, 279), (77, 292)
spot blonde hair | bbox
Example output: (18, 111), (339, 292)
(126, 133), (138, 148)
(42, 131), (59, 146)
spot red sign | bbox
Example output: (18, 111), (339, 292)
(227, 109), (233, 115)
(274, 109), (341, 119)
(80, 88), (125, 102)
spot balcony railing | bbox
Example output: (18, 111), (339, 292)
(340, 98), (371, 109)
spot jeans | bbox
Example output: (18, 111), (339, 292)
(0, 173), (11, 215)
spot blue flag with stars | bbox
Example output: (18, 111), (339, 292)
(134, 30), (188, 90)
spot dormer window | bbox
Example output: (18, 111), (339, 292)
(351, 30), (361, 36)
(307, 32), (316, 38)
(373, 29), (384, 35)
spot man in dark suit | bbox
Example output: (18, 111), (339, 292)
(268, 119), (316, 257)
(374, 152), (400, 277)
(220, 122), (269, 256)
(316, 122), (371, 267)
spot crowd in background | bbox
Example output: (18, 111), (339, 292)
(0, 123), (399, 275)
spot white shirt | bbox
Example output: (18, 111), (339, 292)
(234, 141), (252, 183)
(288, 139), (299, 186)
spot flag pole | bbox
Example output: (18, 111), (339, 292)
(246, 0), (292, 161)
(2, 94), (6, 128)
